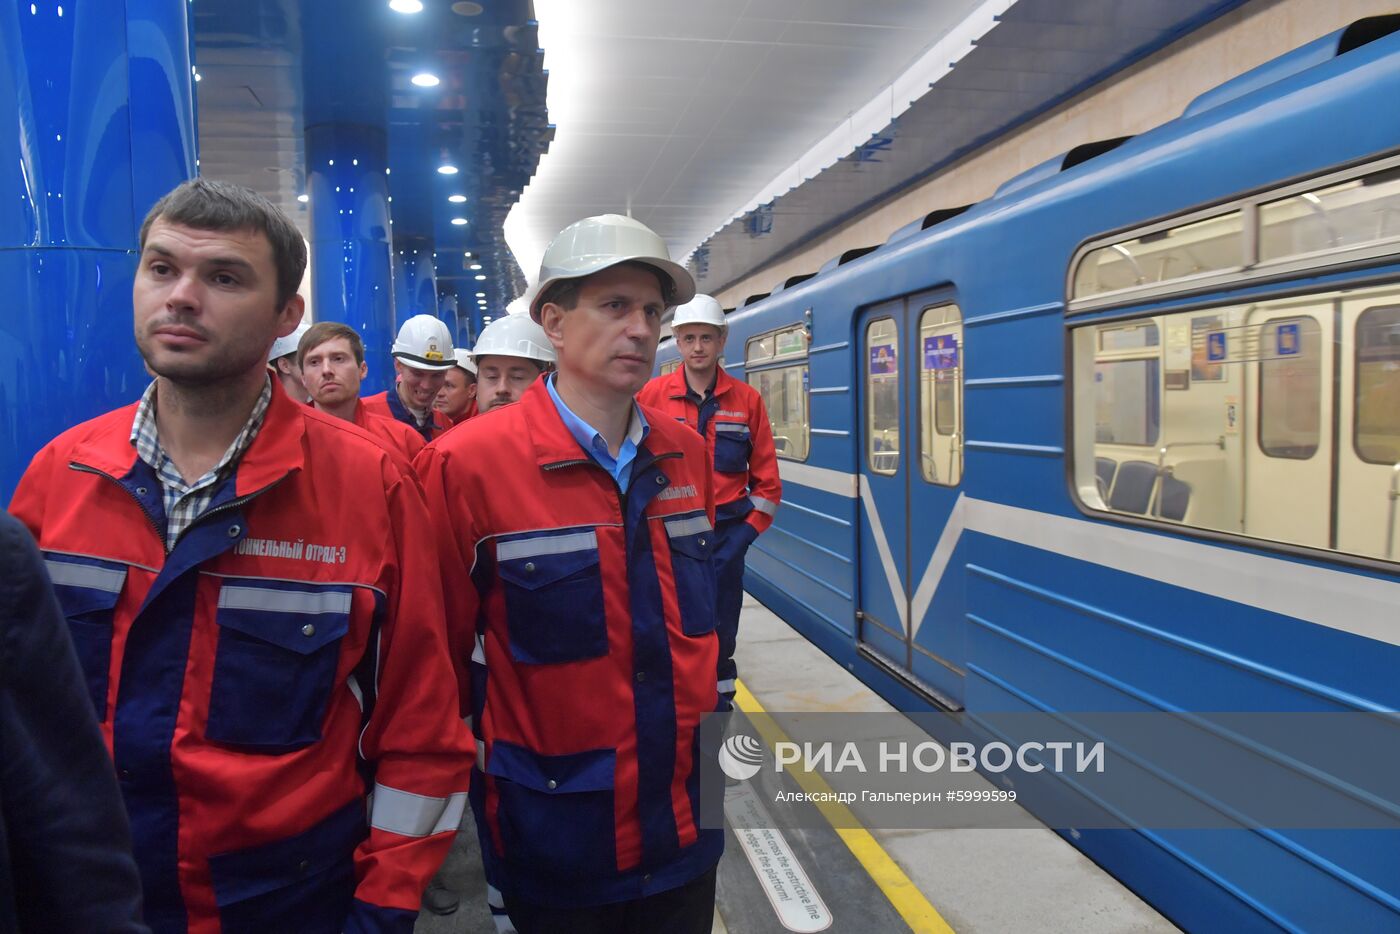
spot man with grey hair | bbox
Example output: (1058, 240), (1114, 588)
(10, 178), (472, 933)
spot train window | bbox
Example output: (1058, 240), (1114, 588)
(1354, 305), (1400, 464)
(748, 366), (809, 461)
(1258, 317), (1322, 460)
(1072, 283), (1400, 564)
(1072, 211), (1243, 299)
(866, 318), (900, 475)
(918, 304), (963, 485)
(1259, 167), (1400, 264)
(747, 324), (810, 461)
(659, 360), (680, 376)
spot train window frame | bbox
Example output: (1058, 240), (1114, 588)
(1353, 303), (1400, 466)
(746, 322), (811, 462)
(864, 317), (901, 476)
(1067, 150), (1400, 315)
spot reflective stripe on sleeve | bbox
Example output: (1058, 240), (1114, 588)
(472, 635), (486, 665)
(369, 784), (467, 837)
(347, 675), (365, 712)
(717, 678), (736, 695)
(750, 496), (779, 517)
(44, 559), (126, 593)
(714, 421), (749, 433)
(664, 514), (713, 539)
(217, 585), (352, 616)
(496, 530), (597, 561)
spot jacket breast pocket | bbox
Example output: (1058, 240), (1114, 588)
(488, 741), (616, 881)
(713, 422), (751, 473)
(497, 529), (607, 664)
(664, 514), (717, 637)
(44, 555), (128, 721)
(206, 579), (353, 751)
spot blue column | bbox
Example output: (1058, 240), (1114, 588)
(391, 235), (439, 320)
(304, 123), (395, 395)
(0, 0), (196, 501)
(437, 289), (462, 349)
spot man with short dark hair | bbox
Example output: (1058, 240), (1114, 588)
(435, 350), (478, 424)
(418, 214), (722, 934)
(300, 320), (425, 461)
(10, 178), (472, 933)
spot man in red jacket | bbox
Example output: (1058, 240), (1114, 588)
(362, 315), (456, 442)
(9, 179), (472, 934)
(300, 320), (425, 462)
(638, 294), (782, 708)
(417, 214), (720, 934)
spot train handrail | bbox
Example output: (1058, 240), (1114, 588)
(1388, 463), (1400, 559)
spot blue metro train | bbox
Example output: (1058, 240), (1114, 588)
(658, 15), (1400, 932)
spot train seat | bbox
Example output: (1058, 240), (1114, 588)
(1156, 474), (1192, 521)
(1107, 460), (1157, 514)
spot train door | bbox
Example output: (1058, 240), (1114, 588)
(1337, 291), (1400, 557)
(856, 293), (967, 709)
(1242, 301), (1334, 548)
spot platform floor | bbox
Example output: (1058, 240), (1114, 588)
(417, 593), (1178, 933)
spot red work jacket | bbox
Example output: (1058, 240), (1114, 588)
(637, 365), (782, 532)
(9, 383), (473, 934)
(362, 389), (452, 443)
(352, 400), (426, 462)
(415, 379), (724, 907)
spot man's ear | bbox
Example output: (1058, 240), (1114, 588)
(274, 293), (306, 338)
(358, 361), (368, 379)
(538, 304), (566, 352)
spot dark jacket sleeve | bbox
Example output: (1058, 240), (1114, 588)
(0, 511), (148, 932)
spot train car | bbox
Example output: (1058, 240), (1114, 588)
(657, 15), (1400, 932)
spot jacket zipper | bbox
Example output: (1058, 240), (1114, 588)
(70, 462), (288, 552)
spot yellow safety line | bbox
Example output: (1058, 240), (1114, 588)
(733, 679), (956, 934)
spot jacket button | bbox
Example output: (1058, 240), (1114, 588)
(698, 537), (707, 547)
(524, 562), (536, 574)
(636, 671), (647, 683)
(119, 769), (132, 782)
(655, 475), (666, 485)
(644, 873), (652, 883)
(227, 524), (241, 538)
(546, 779), (557, 790)
(297, 859), (310, 874)
(136, 486), (148, 496)
(302, 623), (316, 637)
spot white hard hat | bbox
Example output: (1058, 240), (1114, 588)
(671, 294), (726, 330)
(452, 348), (477, 376)
(472, 314), (557, 365)
(268, 319), (312, 363)
(529, 214), (695, 322)
(391, 314), (455, 371)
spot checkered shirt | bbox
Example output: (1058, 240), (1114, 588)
(129, 377), (273, 550)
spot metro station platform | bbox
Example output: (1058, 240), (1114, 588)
(418, 594), (1175, 933)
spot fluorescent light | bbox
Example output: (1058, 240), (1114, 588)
(437, 164), (459, 175)
(475, 292), (486, 297)
(474, 274), (487, 280)
(448, 194), (467, 203)
(297, 194), (309, 203)
(411, 72), (440, 88)
(389, 0), (424, 12)
(469, 263), (482, 270)
(451, 218), (468, 226)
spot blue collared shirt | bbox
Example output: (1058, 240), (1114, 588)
(546, 374), (649, 493)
